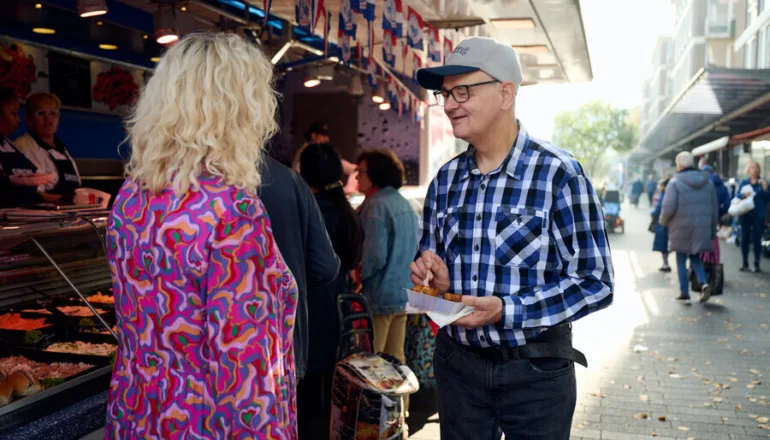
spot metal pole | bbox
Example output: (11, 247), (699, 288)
(31, 238), (118, 341)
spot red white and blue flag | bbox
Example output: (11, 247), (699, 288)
(339, 0), (357, 37)
(383, 0), (404, 37)
(406, 7), (424, 51)
(382, 29), (397, 68)
(426, 24), (441, 62)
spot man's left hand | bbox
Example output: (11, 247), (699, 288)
(452, 296), (504, 329)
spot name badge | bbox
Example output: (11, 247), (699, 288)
(49, 149), (68, 161)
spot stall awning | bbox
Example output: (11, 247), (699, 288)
(632, 67), (770, 164)
(692, 136), (729, 156)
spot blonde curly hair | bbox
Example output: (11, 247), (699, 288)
(124, 33), (279, 195)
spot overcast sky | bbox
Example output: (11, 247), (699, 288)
(516, 0), (676, 140)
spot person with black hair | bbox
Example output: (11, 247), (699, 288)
(297, 143), (364, 439)
(292, 121), (357, 191)
(356, 149), (418, 366)
(0, 87), (55, 208)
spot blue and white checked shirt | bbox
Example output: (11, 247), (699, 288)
(419, 124), (614, 348)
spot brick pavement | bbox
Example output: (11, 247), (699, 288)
(408, 202), (770, 440)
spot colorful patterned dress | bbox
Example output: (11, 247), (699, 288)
(104, 174), (299, 439)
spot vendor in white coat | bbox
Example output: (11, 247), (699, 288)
(14, 93), (81, 203)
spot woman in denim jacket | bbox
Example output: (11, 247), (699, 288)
(356, 150), (418, 364)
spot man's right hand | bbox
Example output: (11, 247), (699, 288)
(409, 251), (450, 295)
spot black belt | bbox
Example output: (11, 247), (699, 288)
(441, 326), (588, 368)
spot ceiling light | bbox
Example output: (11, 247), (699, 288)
(96, 20), (103, 26)
(490, 18), (536, 29)
(379, 102), (391, 111)
(143, 34), (149, 40)
(99, 44), (118, 50)
(372, 82), (386, 103)
(151, 56), (161, 62)
(154, 8), (180, 45)
(512, 45), (549, 54)
(348, 74), (364, 96)
(180, 6), (187, 11)
(77, 0), (108, 17)
(35, 3), (42, 9)
(32, 28), (56, 35)
(304, 68), (321, 88)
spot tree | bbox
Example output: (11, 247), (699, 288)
(552, 101), (638, 179)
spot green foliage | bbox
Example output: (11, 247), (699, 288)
(552, 101), (638, 178)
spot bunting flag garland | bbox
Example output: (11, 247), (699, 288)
(426, 23), (441, 62)
(412, 52), (422, 81)
(367, 54), (378, 87)
(383, 0), (404, 37)
(382, 30), (396, 68)
(295, 0), (312, 30)
(400, 39), (408, 74)
(339, 34), (351, 63)
(388, 76), (398, 108)
(339, 0), (358, 37)
(443, 37), (454, 64)
(312, 0), (325, 32)
(406, 7), (424, 50)
(363, 0), (376, 21)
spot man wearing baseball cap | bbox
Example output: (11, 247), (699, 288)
(409, 37), (614, 439)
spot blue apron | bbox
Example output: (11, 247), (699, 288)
(0, 137), (40, 204)
(30, 133), (80, 198)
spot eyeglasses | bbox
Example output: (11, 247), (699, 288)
(433, 80), (500, 106)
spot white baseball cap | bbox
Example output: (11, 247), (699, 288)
(416, 37), (523, 92)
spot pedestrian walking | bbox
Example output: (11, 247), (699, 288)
(659, 151), (718, 305)
(411, 36), (614, 440)
(651, 178), (671, 272)
(737, 160), (770, 272)
(646, 176), (657, 207)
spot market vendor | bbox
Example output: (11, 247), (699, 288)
(14, 93), (81, 203)
(0, 87), (55, 208)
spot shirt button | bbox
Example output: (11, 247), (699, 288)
(480, 335), (486, 342)
(481, 183), (487, 191)
(472, 275), (478, 282)
(474, 244), (480, 251)
(476, 214), (481, 221)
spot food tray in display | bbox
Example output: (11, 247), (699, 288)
(0, 346), (113, 433)
(405, 289), (467, 315)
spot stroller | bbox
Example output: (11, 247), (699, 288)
(602, 190), (625, 234)
(330, 294), (419, 440)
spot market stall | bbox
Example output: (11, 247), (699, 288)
(0, 210), (116, 439)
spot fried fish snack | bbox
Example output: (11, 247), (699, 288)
(441, 293), (463, 302)
(411, 285), (440, 297)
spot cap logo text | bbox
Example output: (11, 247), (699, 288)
(454, 46), (470, 56)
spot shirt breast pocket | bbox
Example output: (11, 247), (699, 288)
(437, 209), (460, 262)
(495, 206), (547, 268)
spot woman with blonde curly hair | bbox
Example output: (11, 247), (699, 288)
(105, 33), (299, 439)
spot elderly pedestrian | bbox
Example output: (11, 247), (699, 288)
(660, 151), (718, 304)
(651, 177), (671, 272)
(410, 36), (613, 440)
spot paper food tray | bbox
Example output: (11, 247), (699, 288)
(405, 289), (468, 315)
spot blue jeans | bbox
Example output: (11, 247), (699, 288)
(433, 332), (577, 440)
(676, 253), (706, 297)
(740, 215), (764, 267)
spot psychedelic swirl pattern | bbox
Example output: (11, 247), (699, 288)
(104, 175), (299, 439)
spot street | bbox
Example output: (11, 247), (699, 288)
(408, 201), (770, 440)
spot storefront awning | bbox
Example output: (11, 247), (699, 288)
(633, 67), (770, 164)
(692, 135), (729, 156)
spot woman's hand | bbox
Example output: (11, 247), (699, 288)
(761, 179), (768, 191)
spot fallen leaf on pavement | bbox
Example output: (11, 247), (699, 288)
(657, 416), (666, 422)
(678, 426), (690, 431)
(670, 373), (683, 379)
(729, 377), (739, 382)
(634, 413), (649, 419)
(632, 345), (648, 353)
(640, 394), (650, 402)
(736, 404), (743, 410)
(624, 384), (632, 390)
(751, 369), (762, 375)
(704, 402), (713, 407)
(748, 384), (757, 389)
(713, 397), (724, 402)
(591, 393), (606, 398)
(759, 424), (770, 430)
(757, 416), (770, 424)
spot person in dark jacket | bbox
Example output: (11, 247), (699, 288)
(651, 178), (671, 272)
(660, 152), (717, 304)
(737, 160), (770, 272)
(646, 177), (657, 207)
(631, 178), (643, 207)
(258, 155), (341, 380)
(700, 164), (730, 218)
(297, 143), (364, 440)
